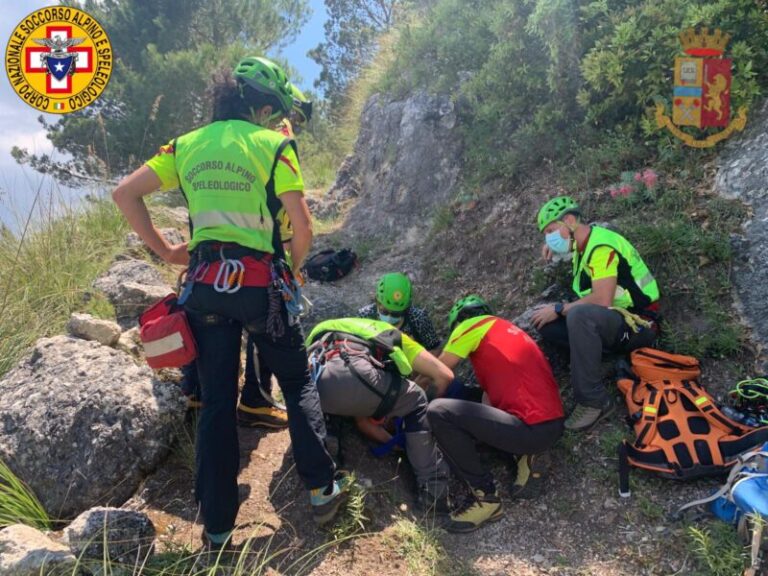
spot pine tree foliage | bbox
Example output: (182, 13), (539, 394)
(13, 0), (309, 183)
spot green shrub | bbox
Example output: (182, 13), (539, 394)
(0, 195), (128, 378)
(381, 0), (768, 183)
(0, 459), (50, 530)
(687, 521), (748, 576)
(588, 173), (746, 358)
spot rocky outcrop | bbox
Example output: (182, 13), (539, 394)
(67, 312), (121, 347)
(0, 336), (185, 520)
(93, 258), (172, 326)
(0, 524), (76, 576)
(316, 91), (463, 244)
(126, 228), (185, 254)
(117, 326), (143, 359)
(64, 507), (155, 564)
(715, 99), (768, 368)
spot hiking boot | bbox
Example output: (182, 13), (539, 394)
(445, 488), (503, 533)
(415, 487), (451, 517)
(310, 470), (353, 525)
(509, 453), (550, 499)
(565, 399), (616, 432)
(237, 404), (288, 428)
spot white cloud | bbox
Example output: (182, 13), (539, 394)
(0, 127), (52, 158)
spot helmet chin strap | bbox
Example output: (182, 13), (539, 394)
(559, 219), (577, 251)
(248, 106), (284, 127)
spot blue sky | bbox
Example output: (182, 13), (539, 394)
(277, 0), (328, 94)
(0, 1), (327, 228)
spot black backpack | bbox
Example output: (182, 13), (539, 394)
(302, 248), (358, 282)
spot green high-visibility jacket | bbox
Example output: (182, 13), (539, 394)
(572, 225), (659, 311)
(173, 120), (291, 252)
(306, 318), (422, 376)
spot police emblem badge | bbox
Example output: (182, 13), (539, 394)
(655, 27), (748, 148)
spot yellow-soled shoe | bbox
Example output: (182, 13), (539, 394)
(237, 404), (289, 428)
(509, 453), (550, 499)
(445, 489), (503, 533)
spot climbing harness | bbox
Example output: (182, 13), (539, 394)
(611, 307), (653, 333)
(610, 306), (655, 348)
(271, 258), (310, 325)
(308, 332), (403, 420)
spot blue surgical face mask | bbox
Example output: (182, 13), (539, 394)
(545, 229), (572, 254)
(378, 313), (402, 326)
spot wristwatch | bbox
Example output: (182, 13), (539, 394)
(554, 302), (565, 317)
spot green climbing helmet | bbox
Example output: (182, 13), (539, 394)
(233, 56), (293, 114)
(537, 196), (579, 232)
(287, 82), (313, 124)
(448, 295), (492, 331)
(376, 273), (412, 313)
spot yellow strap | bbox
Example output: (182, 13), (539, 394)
(644, 406), (658, 414)
(610, 307), (653, 333)
(695, 396), (709, 406)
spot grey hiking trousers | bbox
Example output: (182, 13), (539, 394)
(315, 350), (450, 498)
(538, 304), (657, 408)
(428, 399), (564, 489)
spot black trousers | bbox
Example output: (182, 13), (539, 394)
(184, 283), (334, 535)
(180, 333), (273, 408)
(241, 333), (275, 407)
(427, 399), (564, 489)
(538, 304), (657, 408)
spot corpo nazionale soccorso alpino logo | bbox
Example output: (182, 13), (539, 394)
(5, 6), (112, 114)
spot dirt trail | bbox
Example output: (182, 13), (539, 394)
(132, 195), (748, 575)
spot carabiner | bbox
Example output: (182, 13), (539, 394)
(190, 261), (210, 282)
(213, 258), (244, 294)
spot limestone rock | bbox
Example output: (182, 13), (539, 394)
(117, 327), (143, 359)
(67, 313), (121, 347)
(93, 258), (172, 325)
(715, 99), (768, 368)
(0, 524), (75, 576)
(513, 307), (539, 338)
(126, 228), (185, 253)
(315, 91), (463, 243)
(153, 206), (189, 228)
(64, 507), (155, 564)
(0, 335), (185, 520)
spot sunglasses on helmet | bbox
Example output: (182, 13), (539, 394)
(291, 99), (313, 124)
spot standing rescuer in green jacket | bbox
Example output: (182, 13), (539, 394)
(531, 196), (660, 432)
(112, 56), (346, 551)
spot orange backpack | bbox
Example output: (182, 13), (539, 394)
(617, 348), (768, 495)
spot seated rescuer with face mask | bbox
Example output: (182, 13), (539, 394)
(530, 196), (660, 432)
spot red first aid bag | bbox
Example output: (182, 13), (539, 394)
(139, 294), (197, 369)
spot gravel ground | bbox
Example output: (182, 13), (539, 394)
(129, 186), (756, 575)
